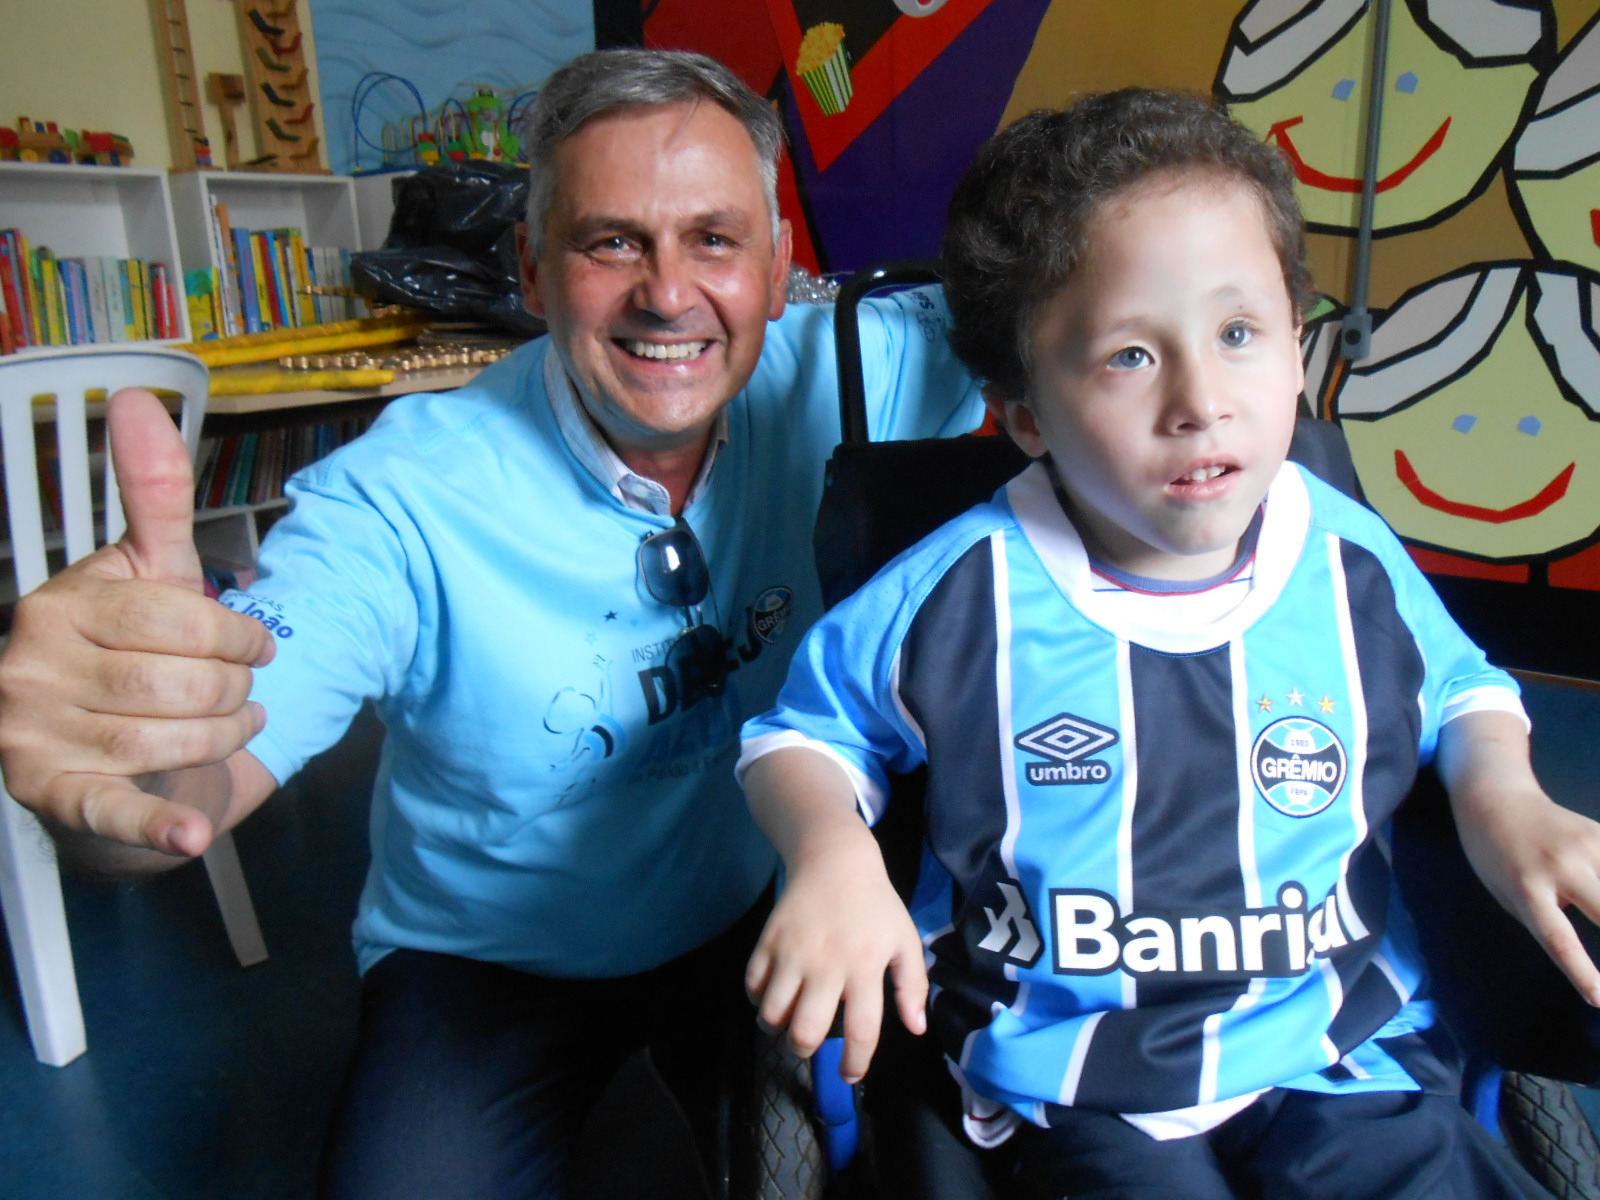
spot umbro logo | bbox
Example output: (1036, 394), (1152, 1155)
(1015, 712), (1119, 786)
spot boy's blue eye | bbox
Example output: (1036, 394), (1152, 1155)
(1110, 347), (1151, 369)
(1221, 324), (1253, 348)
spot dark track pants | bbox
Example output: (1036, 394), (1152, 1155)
(315, 899), (766, 1200)
(866, 1020), (1551, 1200)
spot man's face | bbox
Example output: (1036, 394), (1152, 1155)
(519, 101), (793, 460)
(996, 175), (1303, 581)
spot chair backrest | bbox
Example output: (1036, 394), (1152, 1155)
(0, 345), (208, 599)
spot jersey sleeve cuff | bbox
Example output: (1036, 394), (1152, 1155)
(1440, 684), (1529, 732)
(736, 730), (888, 822)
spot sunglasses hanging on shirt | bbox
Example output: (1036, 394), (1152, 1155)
(638, 518), (729, 698)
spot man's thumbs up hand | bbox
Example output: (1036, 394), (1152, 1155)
(110, 386), (207, 591)
(0, 389), (274, 857)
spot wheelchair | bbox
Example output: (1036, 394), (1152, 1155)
(740, 262), (1600, 1200)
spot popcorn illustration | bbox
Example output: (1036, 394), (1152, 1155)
(797, 22), (853, 116)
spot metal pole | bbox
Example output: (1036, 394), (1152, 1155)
(1341, 0), (1392, 362)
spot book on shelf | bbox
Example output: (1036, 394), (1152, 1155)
(0, 234), (29, 350)
(207, 200), (243, 338)
(185, 268), (221, 340)
(0, 230), (170, 352)
(37, 246), (63, 346)
(231, 225), (262, 335)
(152, 263), (171, 340)
(85, 258), (110, 341)
(59, 258), (85, 343)
(195, 411), (379, 515)
(202, 213), (357, 338)
(101, 256), (128, 342)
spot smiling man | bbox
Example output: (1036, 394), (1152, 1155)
(0, 49), (983, 1200)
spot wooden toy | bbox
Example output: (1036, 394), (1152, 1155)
(10, 118), (72, 164)
(233, 0), (325, 172)
(147, 0), (212, 171)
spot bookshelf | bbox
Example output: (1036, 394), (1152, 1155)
(0, 168), (496, 601)
(169, 170), (358, 274)
(0, 161), (192, 347)
(168, 170), (360, 338)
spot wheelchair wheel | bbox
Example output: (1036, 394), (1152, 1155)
(728, 1024), (829, 1200)
(1499, 1072), (1600, 1200)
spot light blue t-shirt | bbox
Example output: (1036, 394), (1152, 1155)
(223, 289), (983, 977)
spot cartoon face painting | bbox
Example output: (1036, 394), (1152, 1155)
(1512, 10), (1600, 272)
(1217, 0), (1553, 235)
(1328, 263), (1600, 561)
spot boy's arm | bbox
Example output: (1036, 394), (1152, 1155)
(743, 745), (928, 1083)
(1439, 709), (1600, 1006)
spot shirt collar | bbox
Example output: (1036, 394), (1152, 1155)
(545, 350), (728, 517)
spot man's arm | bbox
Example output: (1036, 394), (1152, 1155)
(1439, 708), (1600, 1005)
(0, 389), (276, 865)
(743, 745), (927, 1084)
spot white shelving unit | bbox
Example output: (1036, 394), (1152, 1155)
(167, 170), (359, 277)
(0, 161), (192, 344)
(165, 171), (365, 572)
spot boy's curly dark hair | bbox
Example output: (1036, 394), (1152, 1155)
(942, 88), (1315, 405)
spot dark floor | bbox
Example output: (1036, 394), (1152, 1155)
(3, 681), (1600, 1197)
(0, 706), (711, 1199)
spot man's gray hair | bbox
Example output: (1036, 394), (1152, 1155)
(523, 48), (784, 254)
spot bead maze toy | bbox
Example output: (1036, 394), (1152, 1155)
(233, 0), (325, 172)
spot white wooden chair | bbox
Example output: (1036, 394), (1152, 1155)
(0, 344), (267, 1067)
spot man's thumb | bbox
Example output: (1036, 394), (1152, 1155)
(107, 387), (203, 590)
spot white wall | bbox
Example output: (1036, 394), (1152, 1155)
(0, 0), (329, 172)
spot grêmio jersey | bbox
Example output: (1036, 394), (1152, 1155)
(740, 460), (1524, 1123)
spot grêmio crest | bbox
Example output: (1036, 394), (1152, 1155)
(1251, 718), (1348, 817)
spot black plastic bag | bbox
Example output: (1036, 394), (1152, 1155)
(349, 161), (546, 337)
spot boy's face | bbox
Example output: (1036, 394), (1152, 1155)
(995, 175), (1303, 581)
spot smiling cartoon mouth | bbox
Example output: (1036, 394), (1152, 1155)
(1268, 116), (1450, 194)
(1395, 449), (1574, 522)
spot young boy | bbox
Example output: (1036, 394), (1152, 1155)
(737, 89), (1600, 1198)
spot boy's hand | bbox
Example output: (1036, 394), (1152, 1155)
(1441, 710), (1600, 1005)
(742, 746), (928, 1083)
(1454, 786), (1600, 1005)
(745, 830), (928, 1083)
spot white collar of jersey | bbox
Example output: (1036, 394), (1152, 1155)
(544, 350), (729, 516)
(1006, 459), (1312, 654)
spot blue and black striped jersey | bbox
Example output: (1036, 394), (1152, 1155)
(742, 460), (1523, 1128)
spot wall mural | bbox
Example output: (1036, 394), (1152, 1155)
(637, 1), (1600, 685)
(1216, 0), (1555, 235)
(312, 1), (1600, 622)
(644, 0), (1600, 611)
(1254, 0), (1600, 593)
